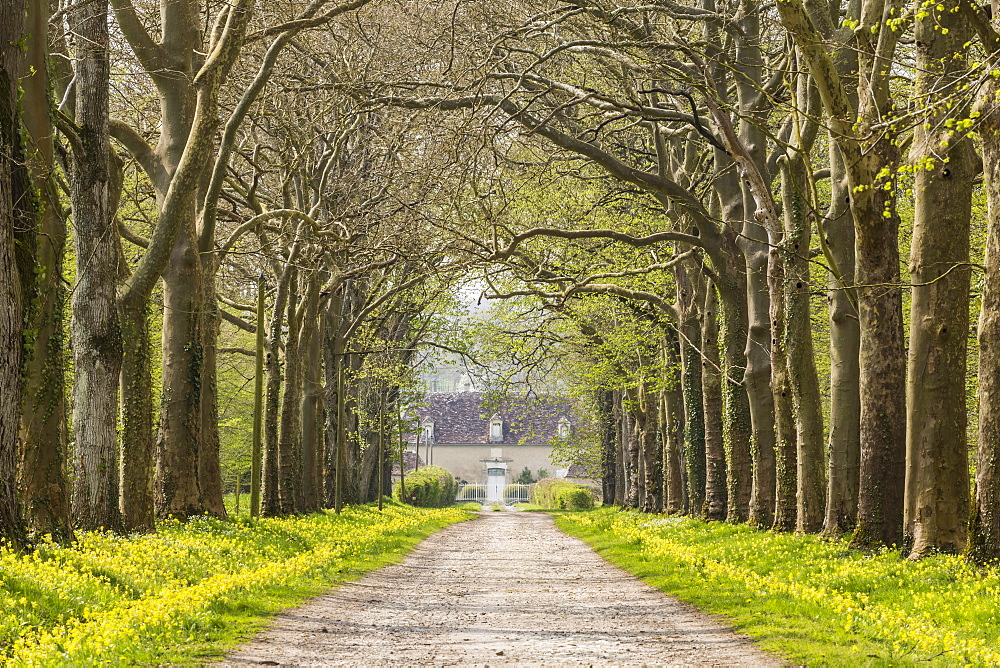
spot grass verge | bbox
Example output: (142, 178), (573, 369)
(1, 502), (470, 665)
(557, 508), (1000, 667)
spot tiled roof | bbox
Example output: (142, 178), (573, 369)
(406, 392), (576, 445)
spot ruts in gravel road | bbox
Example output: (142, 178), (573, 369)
(219, 511), (785, 667)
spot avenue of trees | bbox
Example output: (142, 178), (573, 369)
(3, 0), (1000, 567)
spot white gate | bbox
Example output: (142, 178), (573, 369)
(485, 466), (506, 503)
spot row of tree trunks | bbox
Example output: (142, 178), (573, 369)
(776, 0), (906, 551)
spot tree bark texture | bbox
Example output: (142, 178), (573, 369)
(613, 391), (626, 506)
(972, 74), (1000, 565)
(742, 216), (777, 528)
(781, 153), (826, 534)
(677, 267), (706, 516)
(0, 0), (28, 547)
(278, 270), (303, 514)
(822, 146), (861, 538)
(850, 142), (907, 550)
(69, 0), (124, 532)
(596, 386), (617, 505)
(263, 273), (290, 516)
(18, 0), (73, 542)
(902, 1), (974, 558)
(635, 381), (661, 513)
(119, 299), (155, 532)
(198, 261), (227, 519)
(708, 145), (755, 523)
(300, 287), (323, 512)
(713, 233), (752, 521)
(701, 285), (727, 520)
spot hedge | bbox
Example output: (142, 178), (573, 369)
(531, 478), (597, 510)
(394, 466), (458, 507)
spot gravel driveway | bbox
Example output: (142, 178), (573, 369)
(220, 511), (784, 666)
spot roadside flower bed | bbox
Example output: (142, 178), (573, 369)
(1, 503), (468, 665)
(559, 509), (1000, 666)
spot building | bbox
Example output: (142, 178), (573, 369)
(406, 391), (579, 485)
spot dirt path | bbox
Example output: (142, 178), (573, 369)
(220, 511), (784, 666)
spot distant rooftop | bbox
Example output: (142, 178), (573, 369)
(407, 392), (577, 445)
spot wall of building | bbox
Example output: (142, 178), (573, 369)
(414, 444), (557, 484)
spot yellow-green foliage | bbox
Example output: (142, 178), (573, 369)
(0, 504), (468, 665)
(393, 466), (457, 507)
(531, 478), (595, 510)
(559, 508), (1000, 666)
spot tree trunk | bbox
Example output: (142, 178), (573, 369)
(300, 291), (323, 512)
(323, 311), (338, 508)
(679, 306), (705, 517)
(155, 220), (204, 519)
(596, 386), (617, 505)
(713, 251), (752, 521)
(623, 408), (640, 508)
(69, 0), (123, 532)
(742, 223), (777, 528)
(971, 74), (1000, 565)
(661, 332), (686, 514)
(198, 260), (227, 519)
(613, 390), (626, 506)
(822, 145), (861, 538)
(781, 152), (826, 533)
(0, 0), (28, 547)
(849, 139), (906, 550)
(18, 0), (73, 542)
(263, 270), (290, 516)
(676, 261), (707, 517)
(902, 0), (975, 558)
(701, 284), (727, 520)
(278, 270), (302, 514)
(636, 382), (661, 513)
(119, 298), (155, 532)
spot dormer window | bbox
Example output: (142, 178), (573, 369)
(421, 420), (434, 444)
(489, 414), (504, 443)
(558, 417), (571, 438)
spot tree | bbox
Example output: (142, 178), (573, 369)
(19, 0), (74, 542)
(0, 0), (29, 549)
(68, 0), (124, 532)
(903, 0), (977, 558)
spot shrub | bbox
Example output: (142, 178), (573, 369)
(393, 466), (458, 507)
(531, 478), (597, 510)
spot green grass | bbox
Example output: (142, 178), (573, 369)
(1, 502), (471, 665)
(512, 502), (545, 511)
(557, 508), (1000, 667)
(452, 501), (483, 511)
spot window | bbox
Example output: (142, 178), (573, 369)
(487, 467), (505, 477)
(558, 417), (571, 438)
(489, 414), (503, 443)
(421, 420), (434, 443)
